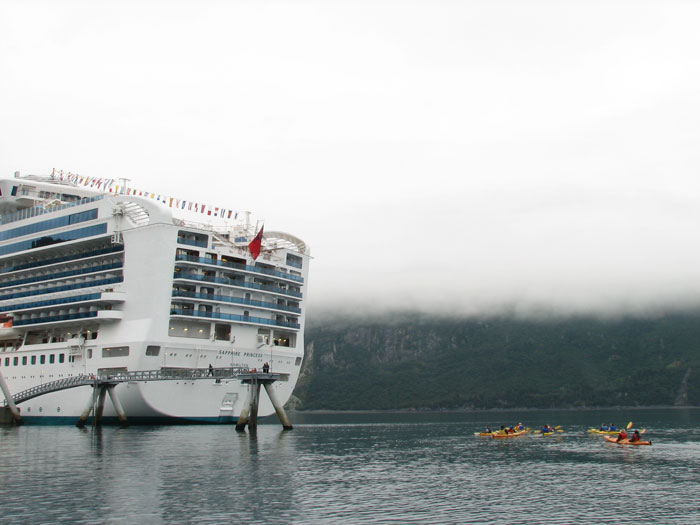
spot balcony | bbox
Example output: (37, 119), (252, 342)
(12, 309), (122, 327)
(175, 254), (304, 284)
(173, 272), (302, 299)
(171, 290), (301, 314)
(170, 307), (300, 330)
(0, 277), (123, 302)
(0, 262), (123, 289)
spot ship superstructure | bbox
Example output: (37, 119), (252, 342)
(0, 172), (309, 422)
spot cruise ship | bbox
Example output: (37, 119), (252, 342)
(0, 171), (309, 423)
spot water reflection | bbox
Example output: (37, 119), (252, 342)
(0, 409), (698, 524)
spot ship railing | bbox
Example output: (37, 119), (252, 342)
(175, 254), (304, 283)
(0, 277), (123, 302)
(173, 272), (303, 298)
(0, 262), (123, 289)
(169, 308), (301, 329)
(0, 245), (123, 276)
(171, 290), (302, 314)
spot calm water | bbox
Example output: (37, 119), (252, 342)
(1, 408), (699, 524)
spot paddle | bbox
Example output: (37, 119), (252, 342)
(627, 421), (634, 429)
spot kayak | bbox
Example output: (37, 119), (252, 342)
(476, 427), (531, 437)
(588, 428), (621, 435)
(604, 436), (652, 446)
(492, 430), (529, 438)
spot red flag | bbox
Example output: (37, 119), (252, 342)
(248, 225), (264, 260)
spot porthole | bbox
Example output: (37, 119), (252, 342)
(39, 407), (42, 413)
(57, 407), (61, 413)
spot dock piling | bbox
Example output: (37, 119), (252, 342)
(0, 370), (22, 425)
(236, 372), (293, 432)
(235, 385), (253, 432)
(106, 385), (128, 426)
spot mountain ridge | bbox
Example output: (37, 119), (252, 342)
(292, 312), (700, 410)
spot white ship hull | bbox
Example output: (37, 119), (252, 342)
(0, 172), (309, 424)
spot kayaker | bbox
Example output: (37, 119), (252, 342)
(630, 430), (641, 442)
(609, 423), (617, 431)
(616, 429), (628, 442)
(486, 426), (492, 433)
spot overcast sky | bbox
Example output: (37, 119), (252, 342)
(2, 1), (700, 318)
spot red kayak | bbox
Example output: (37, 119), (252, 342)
(604, 435), (652, 446)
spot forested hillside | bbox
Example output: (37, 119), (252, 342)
(292, 313), (700, 410)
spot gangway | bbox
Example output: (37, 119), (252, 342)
(1, 367), (291, 430)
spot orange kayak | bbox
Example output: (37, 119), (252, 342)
(493, 430), (528, 438)
(604, 436), (651, 446)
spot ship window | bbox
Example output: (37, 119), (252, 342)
(59, 353), (65, 363)
(0, 223), (108, 256)
(168, 320), (210, 339)
(11, 186), (17, 196)
(3, 357), (8, 366)
(13, 356), (18, 366)
(146, 345), (161, 356)
(22, 356), (27, 365)
(214, 324), (230, 341)
(103, 346), (129, 358)
(87, 349), (92, 359)
(40, 355), (45, 364)
(286, 253), (303, 268)
(0, 209), (98, 242)
(31, 356), (36, 365)
(49, 354), (55, 364)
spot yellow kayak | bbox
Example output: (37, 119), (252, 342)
(588, 428), (621, 435)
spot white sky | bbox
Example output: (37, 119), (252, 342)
(2, 1), (700, 318)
